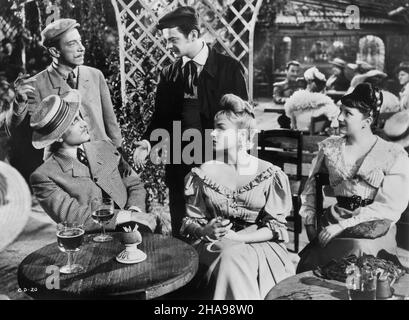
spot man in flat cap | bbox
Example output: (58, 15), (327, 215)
(6, 18), (127, 185)
(133, 6), (248, 237)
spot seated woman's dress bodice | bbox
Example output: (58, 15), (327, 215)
(300, 136), (409, 229)
(181, 165), (292, 242)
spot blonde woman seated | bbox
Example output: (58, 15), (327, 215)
(181, 94), (295, 300)
(284, 67), (339, 132)
(297, 83), (409, 273)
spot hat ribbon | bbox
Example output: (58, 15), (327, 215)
(36, 99), (70, 135)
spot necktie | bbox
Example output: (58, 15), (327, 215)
(67, 71), (76, 89)
(183, 60), (198, 96)
(77, 148), (89, 167)
(78, 147), (111, 199)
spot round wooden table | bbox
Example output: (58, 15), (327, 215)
(18, 233), (198, 299)
(265, 271), (409, 300)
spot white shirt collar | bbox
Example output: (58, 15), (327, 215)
(182, 41), (208, 68)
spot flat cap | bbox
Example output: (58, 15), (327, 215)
(157, 6), (199, 30)
(41, 18), (80, 48)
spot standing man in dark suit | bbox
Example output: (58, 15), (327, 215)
(6, 18), (126, 183)
(133, 6), (248, 237)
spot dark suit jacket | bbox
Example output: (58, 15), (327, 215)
(30, 140), (150, 232)
(6, 65), (123, 181)
(142, 46), (248, 145)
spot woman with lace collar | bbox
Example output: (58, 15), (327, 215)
(181, 94), (295, 299)
(297, 83), (409, 273)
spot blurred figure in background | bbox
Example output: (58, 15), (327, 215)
(396, 61), (409, 110)
(284, 67), (339, 132)
(0, 160), (31, 300)
(326, 58), (350, 92)
(273, 60), (302, 105)
(0, 38), (24, 83)
(346, 60), (375, 91)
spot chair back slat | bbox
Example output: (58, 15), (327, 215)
(258, 129), (303, 180)
(315, 173), (330, 233)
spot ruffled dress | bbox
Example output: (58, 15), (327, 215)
(181, 165), (295, 300)
(297, 136), (409, 272)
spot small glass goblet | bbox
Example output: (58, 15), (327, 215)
(91, 197), (114, 242)
(56, 222), (85, 274)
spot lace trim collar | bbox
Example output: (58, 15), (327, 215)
(319, 136), (406, 187)
(191, 166), (278, 197)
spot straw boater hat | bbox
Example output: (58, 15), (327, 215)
(30, 90), (81, 149)
(383, 110), (409, 148)
(329, 58), (346, 69)
(0, 161), (31, 252)
(347, 60), (375, 73)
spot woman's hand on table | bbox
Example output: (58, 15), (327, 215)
(200, 218), (232, 241)
(318, 224), (343, 247)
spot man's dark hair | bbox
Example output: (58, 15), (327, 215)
(286, 60), (300, 70)
(44, 38), (61, 51)
(177, 24), (200, 38)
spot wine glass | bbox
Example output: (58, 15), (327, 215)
(91, 197), (114, 242)
(56, 222), (85, 274)
(206, 199), (231, 252)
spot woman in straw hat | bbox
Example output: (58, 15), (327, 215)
(326, 58), (350, 92)
(182, 94), (295, 299)
(297, 83), (409, 273)
(29, 90), (155, 233)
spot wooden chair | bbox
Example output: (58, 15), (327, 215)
(309, 114), (331, 135)
(314, 173), (330, 233)
(258, 129), (305, 252)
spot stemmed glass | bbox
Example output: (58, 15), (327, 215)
(206, 199), (231, 252)
(91, 197), (114, 242)
(56, 222), (85, 274)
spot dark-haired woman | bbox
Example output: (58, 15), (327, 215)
(182, 94), (295, 299)
(297, 82), (409, 273)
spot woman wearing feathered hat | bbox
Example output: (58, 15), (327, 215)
(346, 68), (400, 115)
(29, 90), (155, 233)
(284, 66), (339, 132)
(297, 82), (409, 273)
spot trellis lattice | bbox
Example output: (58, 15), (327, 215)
(110, 0), (263, 104)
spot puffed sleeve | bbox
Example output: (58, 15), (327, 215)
(338, 153), (409, 229)
(299, 148), (328, 226)
(258, 169), (292, 242)
(180, 172), (209, 240)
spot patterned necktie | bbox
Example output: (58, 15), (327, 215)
(183, 60), (198, 96)
(67, 71), (76, 89)
(77, 148), (89, 167)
